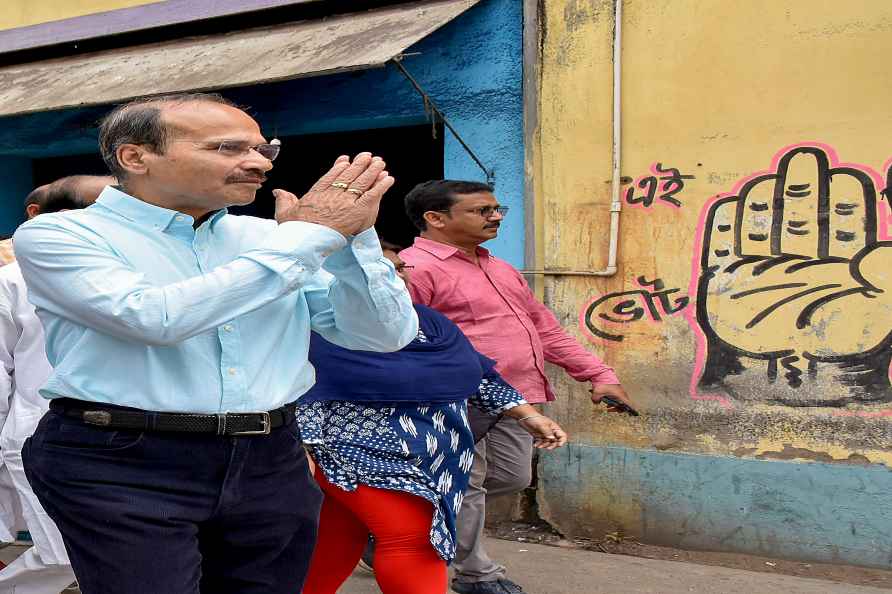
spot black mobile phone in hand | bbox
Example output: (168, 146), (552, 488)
(600, 396), (640, 416)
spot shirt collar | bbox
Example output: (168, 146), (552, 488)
(95, 186), (228, 231)
(412, 236), (490, 261)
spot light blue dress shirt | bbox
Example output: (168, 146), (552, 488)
(13, 186), (418, 413)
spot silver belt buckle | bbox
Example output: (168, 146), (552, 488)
(230, 412), (271, 436)
(83, 410), (112, 426)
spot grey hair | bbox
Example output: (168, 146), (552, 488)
(98, 92), (241, 179)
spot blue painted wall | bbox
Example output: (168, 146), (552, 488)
(0, 0), (525, 261)
(0, 158), (31, 232)
(226, 0), (525, 265)
(539, 444), (892, 568)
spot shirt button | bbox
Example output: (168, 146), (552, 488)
(222, 324), (233, 332)
(175, 215), (185, 221)
(228, 367), (237, 376)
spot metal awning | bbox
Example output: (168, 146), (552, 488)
(0, 0), (479, 118)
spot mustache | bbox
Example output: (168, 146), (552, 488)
(226, 171), (267, 184)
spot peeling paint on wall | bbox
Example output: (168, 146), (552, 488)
(533, 0), (892, 567)
(539, 444), (892, 568)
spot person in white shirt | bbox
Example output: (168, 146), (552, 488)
(0, 175), (113, 594)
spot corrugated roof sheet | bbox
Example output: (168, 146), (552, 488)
(0, 0), (479, 117)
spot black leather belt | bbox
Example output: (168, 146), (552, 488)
(49, 398), (296, 436)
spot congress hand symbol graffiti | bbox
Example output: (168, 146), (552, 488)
(695, 145), (892, 406)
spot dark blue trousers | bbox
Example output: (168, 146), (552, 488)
(23, 408), (322, 594)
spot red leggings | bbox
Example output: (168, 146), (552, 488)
(302, 470), (447, 594)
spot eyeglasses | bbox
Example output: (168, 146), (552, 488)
(435, 206), (509, 219)
(466, 206), (509, 218)
(214, 140), (280, 161)
(172, 139), (281, 161)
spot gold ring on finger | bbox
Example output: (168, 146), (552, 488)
(330, 182), (349, 190)
(346, 188), (364, 196)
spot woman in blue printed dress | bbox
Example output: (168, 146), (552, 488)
(298, 242), (567, 594)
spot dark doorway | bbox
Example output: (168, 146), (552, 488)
(237, 124), (442, 248)
(31, 124), (443, 249)
(33, 153), (108, 187)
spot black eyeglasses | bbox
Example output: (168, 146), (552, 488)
(435, 206), (509, 219)
(467, 206), (509, 218)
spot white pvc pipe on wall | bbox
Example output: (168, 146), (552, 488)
(595, 0), (624, 277)
(523, 0), (623, 278)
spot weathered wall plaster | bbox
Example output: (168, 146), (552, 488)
(531, 0), (892, 567)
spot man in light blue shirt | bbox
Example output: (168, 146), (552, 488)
(14, 92), (417, 594)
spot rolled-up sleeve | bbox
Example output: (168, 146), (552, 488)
(306, 227), (418, 352)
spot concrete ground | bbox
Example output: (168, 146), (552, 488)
(340, 538), (890, 594)
(0, 538), (886, 593)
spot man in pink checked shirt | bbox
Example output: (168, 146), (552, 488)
(400, 180), (635, 594)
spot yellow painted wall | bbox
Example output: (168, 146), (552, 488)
(0, 0), (162, 31)
(534, 0), (892, 464)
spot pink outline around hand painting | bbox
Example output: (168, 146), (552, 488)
(686, 142), (892, 411)
(579, 143), (892, 412)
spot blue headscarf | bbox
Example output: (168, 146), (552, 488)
(303, 304), (496, 404)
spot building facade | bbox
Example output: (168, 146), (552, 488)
(0, 0), (524, 264)
(0, 0), (890, 569)
(527, 0), (892, 569)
